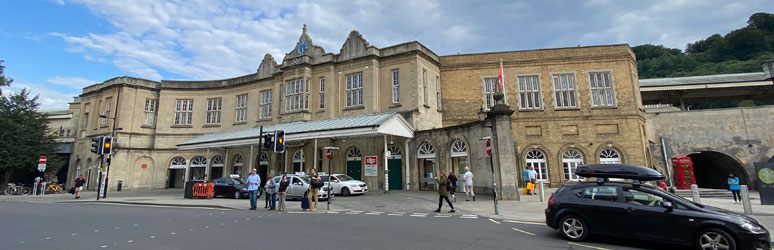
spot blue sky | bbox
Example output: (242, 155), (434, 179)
(1, 0), (770, 110)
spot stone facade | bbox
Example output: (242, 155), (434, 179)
(64, 26), (650, 198)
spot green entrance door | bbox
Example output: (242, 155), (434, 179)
(388, 159), (402, 190)
(347, 161), (361, 180)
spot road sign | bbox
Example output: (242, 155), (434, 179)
(326, 149), (332, 159)
(486, 140), (492, 156)
(37, 164), (46, 172)
(39, 156), (47, 164)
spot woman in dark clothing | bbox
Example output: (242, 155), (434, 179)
(434, 170), (455, 213)
(448, 173), (458, 202)
(278, 175), (290, 211)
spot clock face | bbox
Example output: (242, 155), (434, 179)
(297, 42), (308, 55)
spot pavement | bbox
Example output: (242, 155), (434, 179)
(3, 187), (773, 231)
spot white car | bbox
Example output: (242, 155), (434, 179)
(320, 174), (367, 196)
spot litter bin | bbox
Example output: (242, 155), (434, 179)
(117, 181), (123, 191)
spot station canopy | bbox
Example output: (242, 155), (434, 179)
(177, 113), (414, 150)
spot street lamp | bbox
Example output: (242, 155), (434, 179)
(478, 107), (500, 215)
(98, 114), (122, 199)
(762, 61), (774, 85)
(322, 146), (338, 210)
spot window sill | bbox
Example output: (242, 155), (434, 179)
(283, 110), (310, 115)
(343, 106), (365, 111)
(316, 110), (325, 113)
(232, 121), (248, 126)
(171, 125), (193, 128)
(140, 125), (156, 129)
(202, 124), (221, 128)
(591, 106), (618, 109)
(390, 103), (402, 108)
(553, 108), (581, 111)
(518, 108), (545, 112)
(256, 118), (272, 122)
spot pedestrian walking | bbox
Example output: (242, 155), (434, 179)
(434, 170), (455, 213)
(265, 175), (277, 210)
(528, 166), (538, 195)
(247, 169), (261, 210)
(264, 174), (273, 208)
(309, 169), (322, 212)
(523, 166), (532, 195)
(73, 175), (85, 199)
(278, 175), (290, 211)
(463, 167), (475, 201)
(728, 173), (741, 204)
(448, 172), (458, 202)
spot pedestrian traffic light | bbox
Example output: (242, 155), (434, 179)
(102, 136), (113, 155)
(91, 136), (104, 155)
(273, 129), (285, 153)
(262, 133), (274, 149)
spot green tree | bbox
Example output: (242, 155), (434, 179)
(748, 12), (774, 32)
(0, 60), (12, 95)
(0, 61), (63, 185)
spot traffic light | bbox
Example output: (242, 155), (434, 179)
(273, 129), (285, 153)
(262, 133), (274, 149)
(91, 136), (104, 155)
(102, 136), (113, 155)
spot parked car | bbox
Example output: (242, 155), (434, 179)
(271, 174), (329, 200)
(212, 177), (254, 199)
(545, 164), (770, 250)
(319, 174), (367, 196)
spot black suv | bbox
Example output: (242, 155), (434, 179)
(545, 164), (770, 250)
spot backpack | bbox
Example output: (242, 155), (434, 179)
(311, 178), (324, 189)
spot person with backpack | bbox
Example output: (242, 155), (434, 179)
(308, 169), (322, 212)
(447, 172), (458, 202)
(434, 170), (455, 213)
(73, 175), (86, 199)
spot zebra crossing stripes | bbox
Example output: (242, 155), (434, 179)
(364, 212), (384, 215)
(460, 215), (478, 219)
(433, 214), (452, 218)
(409, 213), (428, 217)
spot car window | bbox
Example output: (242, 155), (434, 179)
(330, 176), (339, 182)
(231, 178), (243, 185)
(293, 177), (303, 185)
(574, 186), (619, 202)
(622, 188), (664, 207)
(214, 179), (225, 184)
(338, 175), (353, 181)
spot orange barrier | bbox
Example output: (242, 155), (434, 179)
(192, 183), (214, 199)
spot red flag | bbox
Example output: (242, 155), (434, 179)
(497, 59), (504, 91)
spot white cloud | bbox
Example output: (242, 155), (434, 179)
(45, 0), (65, 6)
(46, 76), (97, 89)
(4, 82), (78, 110)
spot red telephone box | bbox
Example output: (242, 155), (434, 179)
(671, 156), (696, 189)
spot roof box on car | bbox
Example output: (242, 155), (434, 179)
(575, 164), (665, 181)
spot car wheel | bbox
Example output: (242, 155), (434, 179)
(234, 190), (241, 199)
(559, 215), (589, 241)
(696, 228), (736, 250)
(342, 187), (351, 196)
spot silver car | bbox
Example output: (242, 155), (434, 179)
(272, 174), (329, 200)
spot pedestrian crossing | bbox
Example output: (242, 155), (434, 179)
(284, 210), (480, 220)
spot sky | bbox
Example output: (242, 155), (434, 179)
(1, 0), (770, 110)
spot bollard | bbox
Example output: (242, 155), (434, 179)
(539, 180), (545, 202)
(741, 185), (753, 215)
(690, 184), (701, 204)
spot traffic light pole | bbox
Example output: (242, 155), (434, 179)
(256, 126), (263, 207)
(96, 155), (104, 201)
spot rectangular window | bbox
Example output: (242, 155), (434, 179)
(284, 78), (307, 112)
(235, 94), (248, 122)
(589, 71), (616, 107)
(319, 78), (325, 109)
(422, 70), (428, 106)
(101, 97), (112, 126)
(483, 77), (498, 110)
(435, 76), (441, 110)
(552, 73), (578, 109)
(206, 98), (221, 124)
(143, 99), (158, 126)
(345, 73), (363, 107)
(392, 70), (399, 103)
(260, 90), (272, 119)
(518, 75), (542, 110)
(174, 99), (194, 125)
(82, 103), (90, 130)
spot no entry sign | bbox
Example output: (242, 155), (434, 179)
(486, 140), (492, 156)
(39, 156), (47, 164)
(326, 149), (333, 159)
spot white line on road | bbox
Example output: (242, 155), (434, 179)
(45, 237), (51, 240)
(434, 215), (452, 218)
(410, 214), (427, 217)
(94, 230), (100, 232)
(326, 211), (339, 214)
(511, 227), (536, 236)
(365, 212), (384, 215)
(150, 236), (156, 239)
(387, 213), (403, 216)
(127, 240), (133, 243)
(567, 242), (613, 250)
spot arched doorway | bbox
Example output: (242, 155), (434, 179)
(387, 144), (402, 190)
(346, 147), (362, 180)
(210, 155), (224, 180)
(168, 157), (186, 188)
(418, 142), (437, 190)
(526, 149), (548, 181)
(450, 139), (468, 176)
(599, 148), (622, 164)
(562, 149), (584, 181)
(190, 156), (207, 181)
(232, 154), (243, 175)
(688, 151), (749, 189)
(292, 150), (305, 173)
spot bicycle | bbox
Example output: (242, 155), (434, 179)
(45, 183), (65, 194)
(3, 183), (32, 195)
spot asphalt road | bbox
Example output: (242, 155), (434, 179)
(0, 201), (688, 250)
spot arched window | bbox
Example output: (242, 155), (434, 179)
(347, 147), (362, 161)
(418, 142), (436, 159)
(293, 150), (305, 173)
(259, 152), (268, 165)
(170, 157), (186, 169)
(211, 155), (224, 167)
(232, 154), (243, 174)
(387, 144), (402, 159)
(562, 149), (584, 181)
(450, 139), (467, 157)
(190, 156), (207, 167)
(526, 149), (548, 181)
(599, 148), (621, 164)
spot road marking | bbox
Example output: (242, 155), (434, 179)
(94, 230), (101, 232)
(234, 220), (239, 223)
(286, 211), (308, 214)
(189, 229), (194, 232)
(567, 242), (613, 250)
(246, 218), (251, 220)
(365, 212), (384, 215)
(326, 211), (339, 214)
(45, 237), (51, 240)
(489, 219), (501, 224)
(127, 240), (133, 243)
(220, 223), (225, 226)
(19, 242), (24, 244)
(115, 227), (120, 230)
(101, 245), (107, 248)
(350, 210), (364, 213)
(205, 226), (210, 228)
(410, 213), (427, 217)
(504, 220), (544, 225)
(387, 213), (404, 216)
(511, 227), (536, 236)
(150, 236), (156, 239)
(460, 215), (478, 219)
(72, 233), (78, 236)
(170, 232), (176, 235)
(345, 212), (362, 215)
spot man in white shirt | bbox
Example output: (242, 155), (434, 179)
(462, 167), (475, 201)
